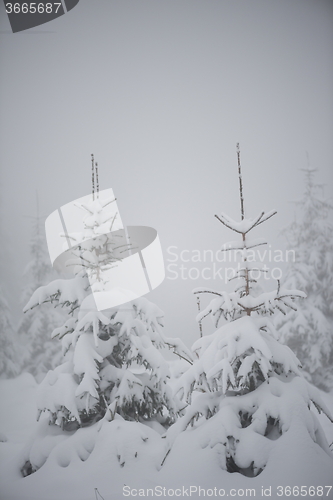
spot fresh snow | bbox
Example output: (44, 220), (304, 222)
(0, 374), (332, 500)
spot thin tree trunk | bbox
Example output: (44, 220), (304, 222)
(91, 154), (95, 200)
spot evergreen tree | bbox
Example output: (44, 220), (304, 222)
(0, 184), (20, 378)
(275, 166), (333, 390)
(18, 196), (65, 381)
(21, 159), (191, 475)
(0, 286), (19, 378)
(164, 145), (332, 477)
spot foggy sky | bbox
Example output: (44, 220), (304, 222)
(0, 0), (332, 346)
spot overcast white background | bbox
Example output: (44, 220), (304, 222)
(0, 0), (332, 346)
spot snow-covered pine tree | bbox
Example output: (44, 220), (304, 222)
(164, 145), (333, 477)
(275, 165), (333, 390)
(0, 285), (19, 378)
(0, 186), (20, 378)
(18, 195), (65, 381)
(21, 158), (191, 475)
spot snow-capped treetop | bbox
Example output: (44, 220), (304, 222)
(281, 166), (333, 307)
(275, 164), (333, 390)
(192, 144), (306, 326)
(66, 195), (121, 245)
(21, 199), (57, 303)
(194, 197), (304, 325)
